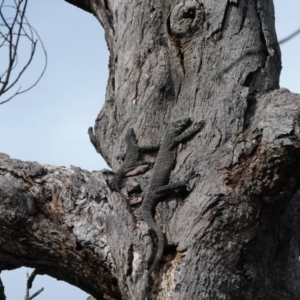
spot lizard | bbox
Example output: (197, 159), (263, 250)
(88, 126), (160, 199)
(140, 117), (205, 300)
(110, 128), (160, 199)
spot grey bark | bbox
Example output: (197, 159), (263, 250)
(1, 0), (300, 299)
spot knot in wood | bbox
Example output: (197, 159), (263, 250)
(170, 1), (205, 37)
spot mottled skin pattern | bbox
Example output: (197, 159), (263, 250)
(112, 128), (160, 199)
(141, 117), (205, 300)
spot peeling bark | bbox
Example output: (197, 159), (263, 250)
(1, 0), (300, 299)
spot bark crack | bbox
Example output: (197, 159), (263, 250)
(238, 2), (248, 34)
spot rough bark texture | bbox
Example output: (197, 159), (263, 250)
(1, 0), (300, 299)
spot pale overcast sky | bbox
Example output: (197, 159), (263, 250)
(0, 0), (300, 299)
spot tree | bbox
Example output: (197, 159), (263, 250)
(0, 269), (44, 300)
(1, 0), (300, 299)
(0, 0), (46, 105)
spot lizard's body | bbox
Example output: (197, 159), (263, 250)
(140, 117), (205, 300)
(112, 128), (160, 199)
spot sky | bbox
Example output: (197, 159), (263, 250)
(0, 0), (300, 299)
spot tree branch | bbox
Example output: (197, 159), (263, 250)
(222, 89), (300, 200)
(24, 270), (44, 300)
(64, 0), (93, 14)
(0, 0), (47, 105)
(64, 0), (114, 51)
(0, 153), (140, 299)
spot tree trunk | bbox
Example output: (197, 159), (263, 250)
(1, 0), (300, 299)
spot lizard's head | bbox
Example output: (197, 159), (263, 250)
(125, 128), (138, 144)
(171, 117), (191, 135)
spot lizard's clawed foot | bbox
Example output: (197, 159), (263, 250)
(193, 120), (205, 130)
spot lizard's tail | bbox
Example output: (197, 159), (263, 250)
(141, 208), (165, 300)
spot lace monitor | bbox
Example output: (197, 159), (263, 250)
(112, 128), (160, 199)
(140, 117), (205, 300)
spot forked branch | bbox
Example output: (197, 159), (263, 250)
(0, 269), (43, 300)
(24, 270), (44, 300)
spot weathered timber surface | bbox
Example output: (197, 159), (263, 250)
(2, 0), (300, 299)
(2, 89), (300, 299)
(79, 0), (281, 171)
(0, 153), (141, 300)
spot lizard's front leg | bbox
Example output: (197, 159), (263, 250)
(154, 172), (200, 195)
